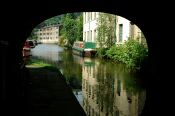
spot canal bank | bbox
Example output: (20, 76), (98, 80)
(25, 59), (86, 116)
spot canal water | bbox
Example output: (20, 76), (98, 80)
(31, 44), (146, 116)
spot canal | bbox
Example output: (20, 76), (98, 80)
(31, 43), (146, 116)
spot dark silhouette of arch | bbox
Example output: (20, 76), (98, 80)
(0, 1), (169, 116)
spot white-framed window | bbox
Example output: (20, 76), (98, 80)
(119, 24), (123, 42)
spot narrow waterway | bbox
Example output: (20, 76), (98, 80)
(31, 43), (146, 116)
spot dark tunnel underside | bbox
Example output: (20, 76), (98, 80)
(0, 1), (169, 116)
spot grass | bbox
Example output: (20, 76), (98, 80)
(26, 58), (59, 72)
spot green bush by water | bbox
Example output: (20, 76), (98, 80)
(105, 39), (148, 70)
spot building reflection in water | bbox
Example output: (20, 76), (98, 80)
(81, 57), (146, 116)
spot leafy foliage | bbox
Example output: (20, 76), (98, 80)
(96, 13), (116, 49)
(106, 39), (148, 69)
(96, 13), (116, 58)
(60, 13), (83, 48)
(60, 14), (77, 47)
(34, 12), (82, 48)
(96, 48), (108, 58)
(58, 36), (67, 47)
(76, 14), (83, 41)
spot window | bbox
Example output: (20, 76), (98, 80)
(119, 24), (123, 42)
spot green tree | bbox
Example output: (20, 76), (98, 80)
(34, 13), (83, 47)
(97, 13), (116, 48)
(76, 14), (83, 41)
(61, 13), (77, 48)
(60, 13), (83, 48)
(96, 13), (116, 57)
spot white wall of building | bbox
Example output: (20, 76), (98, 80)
(36, 25), (59, 43)
(83, 12), (131, 44)
(83, 12), (98, 43)
(116, 16), (130, 43)
(83, 12), (145, 46)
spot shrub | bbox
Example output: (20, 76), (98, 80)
(58, 36), (65, 47)
(106, 39), (148, 70)
(96, 48), (108, 58)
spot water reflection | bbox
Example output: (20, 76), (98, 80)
(31, 44), (63, 62)
(31, 44), (146, 116)
(81, 58), (146, 116)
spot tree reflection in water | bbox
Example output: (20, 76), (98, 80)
(82, 58), (146, 116)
